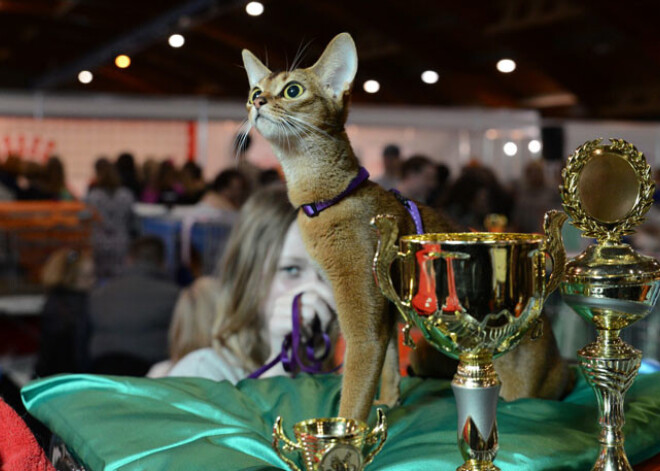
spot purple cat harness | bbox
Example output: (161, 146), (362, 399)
(299, 166), (424, 235)
(300, 166), (370, 217)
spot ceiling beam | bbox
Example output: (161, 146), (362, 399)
(32, 0), (244, 90)
(486, 0), (584, 34)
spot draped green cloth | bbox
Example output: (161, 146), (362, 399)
(22, 372), (660, 471)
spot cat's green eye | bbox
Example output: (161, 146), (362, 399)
(283, 82), (304, 99)
(249, 88), (262, 104)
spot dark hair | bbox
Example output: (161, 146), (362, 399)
(94, 157), (110, 173)
(211, 169), (247, 193)
(401, 155), (433, 179)
(129, 236), (165, 266)
(116, 153), (136, 172)
(183, 161), (203, 180)
(436, 163), (450, 186)
(44, 156), (66, 192)
(156, 161), (178, 191)
(96, 159), (121, 192)
(116, 153), (140, 192)
(259, 168), (281, 186)
(383, 144), (400, 158)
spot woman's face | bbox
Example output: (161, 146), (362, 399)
(262, 222), (331, 320)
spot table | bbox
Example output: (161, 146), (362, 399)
(21, 371), (660, 471)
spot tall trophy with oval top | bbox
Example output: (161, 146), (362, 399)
(372, 212), (566, 471)
(558, 138), (660, 471)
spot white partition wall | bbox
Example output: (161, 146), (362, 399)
(563, 120), (660, 168)
(0, 91), (545, 195)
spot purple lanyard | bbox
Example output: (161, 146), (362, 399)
(248, 293), (335, 379)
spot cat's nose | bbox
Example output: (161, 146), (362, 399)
(253, 96), (267, 109)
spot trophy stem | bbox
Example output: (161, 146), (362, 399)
(578, 330), (641, 471)
(452, 352), (501, 471)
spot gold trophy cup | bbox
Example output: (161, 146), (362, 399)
(372, 213), (566, 471)
(273, 409), (387, 471)
(558, 138), (660, 471)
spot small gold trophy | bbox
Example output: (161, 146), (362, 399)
(273, 409), (387, 471)
(558, 138), (660, 471)
(372, 213), (566, 471)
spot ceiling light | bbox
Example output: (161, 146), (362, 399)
(363, 80), (380, 93)
(421, 70), (439, 84)
(168, 34), (185, 48)
(528, 139), (542, 154)
(503, 142), (518, 156)
(246, 2), (264, 16)
(497, 58), (516, 73)
(115, 54), (131, 69)
(78, 70), (93, 84)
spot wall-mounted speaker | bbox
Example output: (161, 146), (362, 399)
(541, 126), (564, 161)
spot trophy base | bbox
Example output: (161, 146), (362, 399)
(578, 334), (641, 471)
(591, 445), (633, 471)
(457, 459), (500, 471)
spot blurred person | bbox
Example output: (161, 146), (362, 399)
(168, 186), (338, 382)
(89, 236), (180, 376)
(428, 163), (451, 208)
(87, 157), (111, 192)
(234, 132), (260, 192)
(441, 165), (514, 231)
(116, 152), (142, 199)
(179, 168), (248, 271)
(147, 276), (219, 377)
(17, 161), (51, 200)
(396, 154), (437, 203)
(200, 168), (249, 211)
(43, 156), (75, 200)
(0, 155), (20, 199)
(156, 160), (184, 206)
(374, 144), (401, 190)
(180, 161), (206, 204)
(140, 158), (160, 203)
(35, 248), (95, 377)
(259, 168), (283, 187)
(86, 160), (135, 278)
(511, 160), (561, 233)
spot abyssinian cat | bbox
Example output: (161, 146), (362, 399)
(242, 33), (572, 421)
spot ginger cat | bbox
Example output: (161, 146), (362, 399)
(242, 33), (572, 421)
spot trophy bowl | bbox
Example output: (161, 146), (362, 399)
(273, 409), (387, 471)
(372, 211), (566, 471)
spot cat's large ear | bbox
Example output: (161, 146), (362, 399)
(242, 49), (271, 88)
(309, 33), (358, 99)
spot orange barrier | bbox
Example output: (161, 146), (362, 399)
(0, 202), (94, 293)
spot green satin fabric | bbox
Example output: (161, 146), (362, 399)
(22, 372), (660, 471)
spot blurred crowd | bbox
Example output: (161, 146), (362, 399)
(3, 137), (660, 385)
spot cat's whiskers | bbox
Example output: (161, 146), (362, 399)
(286, 115), (341, 143)
(234, 120), (253, 162)
(281, 119), (312, 154)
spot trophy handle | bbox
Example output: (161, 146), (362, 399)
(273, 416), (302, 471)
(364, 408), (388, 466)
(371, 214), (416, 348)
(542, 210), (568, 300)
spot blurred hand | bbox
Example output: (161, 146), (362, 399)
(267, 281), (336, 357)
